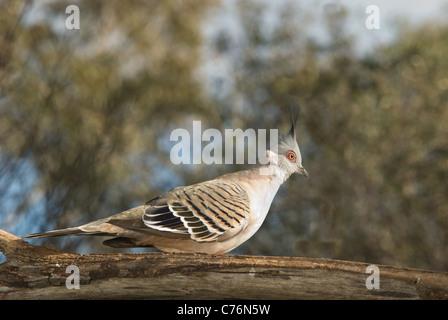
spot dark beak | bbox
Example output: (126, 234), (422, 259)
(298, 166), (309, 178)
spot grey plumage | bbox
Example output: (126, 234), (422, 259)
(22, 115), (308, 254)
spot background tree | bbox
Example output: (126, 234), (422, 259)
(0, 0), (218, 253)
(1, 0), (447, 271)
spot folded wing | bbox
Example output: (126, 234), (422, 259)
(142, 180), (251, 242)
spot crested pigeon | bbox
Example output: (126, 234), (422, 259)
(22, 117), (308, 254)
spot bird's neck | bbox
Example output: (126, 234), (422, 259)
(230, 165), (287, 226)
(255, 164), (291, 183)
(221, 164), (290, 203)
(222, 164), (290, 184)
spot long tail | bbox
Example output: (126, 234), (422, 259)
(21, 227), (94, 239)
(20, 226), (109, 239)
(20, 206), (145, 240)
(21, 224), (151, 248)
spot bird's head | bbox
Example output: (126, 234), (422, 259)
(266, 112), (308, 179)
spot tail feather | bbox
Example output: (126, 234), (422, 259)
(21, 227), (101, 239)
(102, 237), (153, 248)
(20, 206), (147, 243)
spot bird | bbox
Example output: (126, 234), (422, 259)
(22, 115), (308, 254)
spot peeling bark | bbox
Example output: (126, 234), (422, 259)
(0, 229), (447, 299)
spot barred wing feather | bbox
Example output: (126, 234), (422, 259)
(143, 180), (251, 242)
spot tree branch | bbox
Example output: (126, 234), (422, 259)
(0, 229), (446, 299)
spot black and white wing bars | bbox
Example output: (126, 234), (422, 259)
(143, 180), (251, 242)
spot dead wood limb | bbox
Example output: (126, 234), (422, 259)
(0, 229), (447, 299)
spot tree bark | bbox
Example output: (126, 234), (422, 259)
(0, 229), (446, 299)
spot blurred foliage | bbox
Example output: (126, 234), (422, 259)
(0, 0), (447, 270)
(0, 0), (218, 252)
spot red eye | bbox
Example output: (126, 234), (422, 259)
(285, 151), (296, 162)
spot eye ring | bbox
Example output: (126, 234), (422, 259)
(285, 151), (296, 163)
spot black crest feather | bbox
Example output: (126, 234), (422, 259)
(288, 104), (300, 139)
